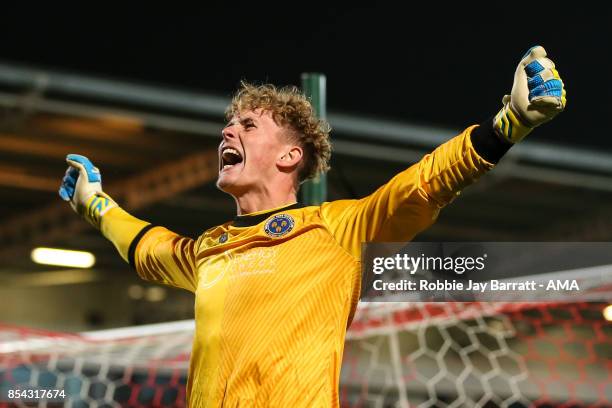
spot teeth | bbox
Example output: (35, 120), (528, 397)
(220, 146), (242, 172)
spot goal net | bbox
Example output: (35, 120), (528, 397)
(342, 301), (609, 407)
(1, 301), (609, 407)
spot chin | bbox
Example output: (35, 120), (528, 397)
(216, 176), (244, 195)
(216, 177), (232, 192)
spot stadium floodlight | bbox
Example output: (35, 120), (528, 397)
(30, 247), (95, 268)
(603, 304), (612, 322)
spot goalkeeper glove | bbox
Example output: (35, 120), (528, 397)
(494, 45), (566, 143)
(59, 154), (117, 228)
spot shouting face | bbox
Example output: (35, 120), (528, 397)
(217, 109), (301, 197)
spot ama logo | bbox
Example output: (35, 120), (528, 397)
(264, 214), (295, 238)
(546, 280), (579, 291)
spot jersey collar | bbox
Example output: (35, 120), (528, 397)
(232, 202), (303, 228)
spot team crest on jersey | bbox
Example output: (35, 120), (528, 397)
(264, 214), (295, 237)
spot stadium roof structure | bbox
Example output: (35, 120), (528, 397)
(0, 62), (611, 288)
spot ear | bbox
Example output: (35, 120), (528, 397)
(277, 145), (303, 171)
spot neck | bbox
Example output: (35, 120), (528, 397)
(233, 188), (298, 215)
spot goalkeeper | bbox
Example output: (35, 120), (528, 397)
(59, 46), (565, 407)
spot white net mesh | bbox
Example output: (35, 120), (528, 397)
(0, 322), (193, 407)
(1, 302), (610, 407)
(343, 301), (610, 407)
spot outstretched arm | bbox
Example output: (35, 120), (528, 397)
(59, 155), (198, 292)
(322, 45), (566, 259)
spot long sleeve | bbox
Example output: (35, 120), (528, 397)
(100, 207), (150, 263)
(100, 206), (198, 292)
(321, 125), (495, 259)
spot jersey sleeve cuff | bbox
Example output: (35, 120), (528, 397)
(470, 116), (513, 164)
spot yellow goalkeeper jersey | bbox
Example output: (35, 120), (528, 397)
(100, 126), (493, 407)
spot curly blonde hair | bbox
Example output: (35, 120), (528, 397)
(225, 81), (331, 183)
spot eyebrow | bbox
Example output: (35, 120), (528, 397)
(224, 116), (257, 129)
(223, 117), (256, 129)
(240, 117), (256, 126)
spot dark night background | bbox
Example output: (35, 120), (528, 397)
(0, 6), (610, 148)
(1, 13), (612, 401)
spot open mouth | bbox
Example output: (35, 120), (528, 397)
(220, 147), (244, 171)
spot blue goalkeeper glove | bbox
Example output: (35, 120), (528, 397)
(494, 45), (567, 143)
(59, 154), (117, 228)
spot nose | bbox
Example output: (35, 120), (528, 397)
(222, 125), (237, 141)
